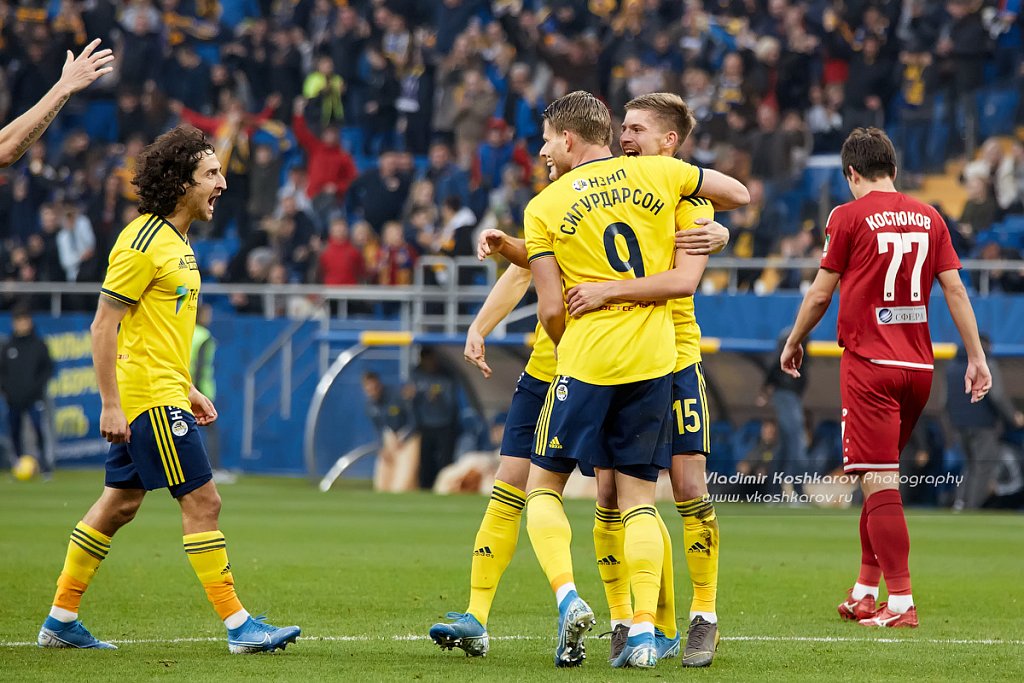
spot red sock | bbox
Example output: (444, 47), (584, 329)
(865, 489), (912, 595)
(857, 503), (881, 586)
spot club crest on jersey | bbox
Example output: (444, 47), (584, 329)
(555, 384), (569, 401)
(572, 178), (590, 192)
(172, 420), (189, 437)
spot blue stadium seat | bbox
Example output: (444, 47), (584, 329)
(977, 87), (1020, 139)
(82, 100), (118, 144)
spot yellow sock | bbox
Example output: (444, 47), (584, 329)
(622, 505), (662, 626)
(184, 531), (245, 622)
(593, 506), (631, 623)
(466, 480), (525, 625)
(53, 522), (111, 614)
(654, 510), (677, 638)
(525, 489), (574, 594)
(677, 494), (719, 617)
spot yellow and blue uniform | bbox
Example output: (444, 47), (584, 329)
(525, 155), (704, 480)
(499, 322), (555, 458)
(101, 212), (212, 498)
(671, 197), (714, 457)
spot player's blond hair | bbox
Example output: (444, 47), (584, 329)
(542, 91), (612, 146)
(624, 92), (696, 153)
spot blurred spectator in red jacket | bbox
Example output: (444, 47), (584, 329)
(292, 96), (358, 215)
(319, 217), (364, 285)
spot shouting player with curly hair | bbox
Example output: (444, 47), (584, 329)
(37, 126), (302, 653)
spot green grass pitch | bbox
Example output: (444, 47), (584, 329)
(1, 471), (1022, 681)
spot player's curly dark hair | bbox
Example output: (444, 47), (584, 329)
(132, 126), (214, 216)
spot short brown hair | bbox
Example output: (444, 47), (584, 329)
(624, 92), (696, 151)
(542, 90), (612, 146)
(133, 126), (215, 216)
(841, 127), (897, 181)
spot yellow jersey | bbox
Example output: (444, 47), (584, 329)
(525, 155), (703, 385)
(673, 198), (714, 372)
(100, 213), (201, 423)
(524, 321), (556, 383)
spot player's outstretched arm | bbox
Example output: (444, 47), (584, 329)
(465, 264), (533, 378)
(478, 229), (529, 268)
(530, 256), (566, 345)
(780, 268), (840, 378)
(694, 169), (750, 211)
(937, 269), (992, 402)
(91, 296), (131, 444)
(0, 39), (114, 167)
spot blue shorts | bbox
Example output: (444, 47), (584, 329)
(671, 362), (711, 457)
(532, 374), (672, 482)
(500, 372), (550, 458)
(105, 406), (212, 498)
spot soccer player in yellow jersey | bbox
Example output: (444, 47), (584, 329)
(524, 91), (747, 669)
(567, 93), (723, 667)
(429, 115), (735, 661)
(37, 126), (301, 653)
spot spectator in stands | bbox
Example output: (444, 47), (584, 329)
(807, 84), (845, 154)
(947, 337), (1024, 510)
(247, 143), (283, 225)
(33, 205), (66, 283)
(230, 247), (275, 314)
(346, 150), (411, 231)
(408, 346), (460, 490)
(452, 69), (499, 165)
(191, 303), (233, 484)
(361, 44), (401, 155)
(351, 220), (381, 285)
(996, 141), (1024, 215)
(292, 96), (358, 216)
(842, 35), (895, 131)
(436, 195), (477, 259)
(303, 54), (345, 129)
(56, 202), (96, 284)
(319, 218), (364, 286)
(422, 141), (470, 208)
(896, 43), (938, 184)
(86, 174), (128, 267)
(377, 221), (417, 286)
(960, 176), (1000, 235)
(978, 240), (1024, 292)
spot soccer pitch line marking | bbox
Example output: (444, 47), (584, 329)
(3, 634), (1023, 648)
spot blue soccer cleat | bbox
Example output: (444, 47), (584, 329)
(227, 615), (301, 654)
(429, 612), (489, 657)
(611, 630), (658, 669)
(37, 617), (116, 650)
(554, 592), (595, 668)
(654, 627), (680, 659)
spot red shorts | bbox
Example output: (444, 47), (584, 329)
(840, 351), (933, 473)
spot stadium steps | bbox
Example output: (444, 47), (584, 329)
(908, 160), (967, 217)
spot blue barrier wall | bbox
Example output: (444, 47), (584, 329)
(2, 292), (1022, 475)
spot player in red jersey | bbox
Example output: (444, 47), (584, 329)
(779, 128), (992, 628)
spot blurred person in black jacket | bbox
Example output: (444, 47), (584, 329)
(0, 308), (54, 474)
(760, 330), (809, 490)
(946, 336), (1024, 509)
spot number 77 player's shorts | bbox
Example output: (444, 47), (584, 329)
(840, 351), (932, 474)
(105, 406), (213, 498)
(532, 374), (672, 482)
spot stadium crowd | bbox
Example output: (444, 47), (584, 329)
(2, 0), (1024, 310)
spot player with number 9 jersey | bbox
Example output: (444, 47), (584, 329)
(525, 154), (704, 385)
(821, 194), (960, 371)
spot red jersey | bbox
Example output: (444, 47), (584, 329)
(820, 190), (961, 370)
